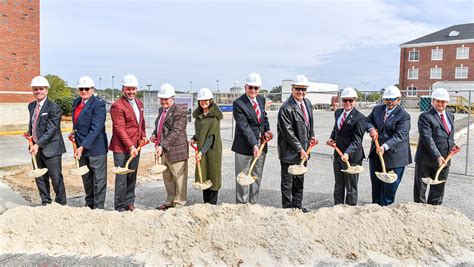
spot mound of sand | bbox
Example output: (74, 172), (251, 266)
(0, 203), (473, 265)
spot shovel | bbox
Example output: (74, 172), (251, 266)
(23, 133), (48, 178)
(148, 143), (168, 175)
(69, 139), (89, 176)
(329, 143), (364, 174)
(422, 146), (460, 185)
(112, 139), (150, 175)
(190, 144), (212, 190)
(237, 138), (268, 186)
(374, 137), (398, 183)
(288, 143), (315, 175)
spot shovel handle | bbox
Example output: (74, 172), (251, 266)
(374, 138), (387, 173)
(299, 143), (315, 165)
(247, 139), (268, 176)
(329, 144), (352, 168)
(23, 133), (39, 170)
(434, 147), (460, 180)
(189, 143), (204, 184)
(124, 140), (148, 169)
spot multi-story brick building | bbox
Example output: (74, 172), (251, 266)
(399, 23), (474, 98)
(0, 0), (40, 131)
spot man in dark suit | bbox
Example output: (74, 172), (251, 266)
(366, 85), (412, 206)
(69, 76), (108, 209)
(327, 87), (366, 206)
(151, 83), (189, 210)
(414, 88), (459, 205)
(232, 72), (273, 204)
(27, 76), (67, 205)
(277, 75), (317, 212)
(109, 74), (147, 212)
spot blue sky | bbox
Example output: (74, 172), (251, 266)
(40, 0), (474, 92)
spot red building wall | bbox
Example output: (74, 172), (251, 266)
(0, 0), (39, 103)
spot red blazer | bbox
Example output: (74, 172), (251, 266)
(109, 96), (146, 153)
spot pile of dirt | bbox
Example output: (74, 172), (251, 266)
(0, 203), (472, 265)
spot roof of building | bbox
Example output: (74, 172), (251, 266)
(400, 23), (474, 47)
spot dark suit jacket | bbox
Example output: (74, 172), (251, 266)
(277, 95), (315, 164)
(28, 98), (66, 158)
(72, 95), (108, 157)
(152, 103), (188, 163)
(231, 94), (270, 156)
(109, 96), (146, 153)
(366, 104), (412, 168)
(415, 107), (455, 167)
(329, 108), (366, 164)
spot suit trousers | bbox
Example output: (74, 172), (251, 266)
(235, 152), (266, 204)
(162, 155), (188, 206)
(280, 161), (305, 209)
(333, 159), (359, 206)
(113, 153), (140, 210)
(79, 154), (107, 209)
(413, 162), (449, 205)
(34, 151), (67, 205)
(203, 189), (218, 205)
(369, 157), (404, 206)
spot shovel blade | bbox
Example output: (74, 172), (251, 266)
(149, 164), (167, 175)
(237, 172), (256, 186)
(112, 167), (135, 175)
(192, 180), (212, 190)
(375, 171), (398, 184)
(341, 166), (364, 174)
(69, 166), (89, 176)
(288, 165), (308, 175)
(421, 177), (446, 185)
(26, 168), (48, 178)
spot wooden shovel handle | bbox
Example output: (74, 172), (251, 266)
(329, 144), (351, 168)
(247, 139), (269, 176)
(374, 138), (387, 173)
(299, 143), (315, 165)
(23, 133), (39, 170)
(124, 140), (148, 168)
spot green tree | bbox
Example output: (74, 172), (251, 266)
(269, 85), (282, 102)
(367, 92), (382, 102)
(45, 74), (73, 115)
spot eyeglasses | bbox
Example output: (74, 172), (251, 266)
(342, 99), (354, 103)
(384, 97), (398, 101)
(32, 88), (46, 91)
(79, 88), (91, 92)
(294, 87), (307, 92)
(248, 86), (260, 90)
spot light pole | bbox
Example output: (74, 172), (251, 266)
(216, 80), (219, 92)
(190, 81), (193, 93)
(146, 84), (152, 91)
(112, 75), (115, 103)
(99, 77), (102, 90)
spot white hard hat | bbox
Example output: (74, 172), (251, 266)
(196, 88), (214, 100)
(383, 85), (401, 99)
(121, 74), (139, 87)
(245, 72), (262, 87)
(292, 75), (309, 87)
(340, 87), (358, 98)
(431, 88), (450, 101)
(158, 83), (175, 98)
(77, 76), (95, 88)
(30, 76), (49, 87)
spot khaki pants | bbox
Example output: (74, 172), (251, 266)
(162, 155), (188, 206)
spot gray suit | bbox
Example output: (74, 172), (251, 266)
(414, 107), (455, 205)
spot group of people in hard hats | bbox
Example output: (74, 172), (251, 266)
(26, 72), (458, 212)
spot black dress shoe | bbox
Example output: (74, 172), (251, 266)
(126, 204), (135, 211)
(156, 204), (173, 211)
(300, 207), (310, 213)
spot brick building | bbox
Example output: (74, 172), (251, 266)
(0, 0), (40, 131)
(399, 23), (474, 98)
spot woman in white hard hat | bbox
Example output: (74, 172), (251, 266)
(189, 88), (223, 204)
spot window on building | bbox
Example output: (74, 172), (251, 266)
(431, 47), (443, 60)
(455, 65), (468, 79)
(407, 86), (417, 97)
(430, 66), (442, 79)
(408, 67), (419, 79)
(456, 45), (469, 59)
(409, 50), (419, 61)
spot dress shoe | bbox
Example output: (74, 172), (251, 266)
(126, 204), (135, 211)
(156, 204), (173, 211)
(116, 208), (127, 212)
(300, 207), (310, 213)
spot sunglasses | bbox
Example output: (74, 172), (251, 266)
(78, 88), (91, 92)
(294, 87), (307, 92)
(384, 97), (398, 101)
(342, 99), (354, 103)
(248, 86), (260, 90)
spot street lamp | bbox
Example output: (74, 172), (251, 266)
(190, 81), (193, 93)
(146, 84), (152, 91)
(112, 75), (115, 103)
(216, 80), (219, 92)
(99, 77), (102, 90)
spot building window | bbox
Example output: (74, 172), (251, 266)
(456, 45), (469, 59)
(408, 67), (419, 79)
(431, 47), (443, 60)
(407, 86), (417, 97)
(409, 50), (419, 61)
(455, 65), (468, 79)
(430, 66), (442, 79)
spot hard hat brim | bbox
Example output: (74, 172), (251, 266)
(158, 93), (175, 98)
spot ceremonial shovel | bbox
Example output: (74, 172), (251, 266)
(329, 143), (364, 174)
(422, 146), (460, 185)
(190, 144), (212, 190)
(237, 138), (268, 186)
(288, 143), (316, 175)
(112, 139), (149, 174)
(374, 137), (398, 183)
(148, 142), (167, 175)
(23, 133), (48, 178)
(69, 139), (89, 176)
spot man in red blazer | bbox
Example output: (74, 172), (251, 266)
(109, 74), (147, 212)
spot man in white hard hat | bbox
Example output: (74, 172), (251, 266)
(277, 75), (317, 212)
(414, 88), (460, 205)
(366, 85), (412, 206)
(69, 76), (108, 209)
(151, 83), (188, 210)
(326, 87), (366, 206)
(109, 74), (147, 212)
(27, 76), (67, 205)
(232, 72), (273, 204)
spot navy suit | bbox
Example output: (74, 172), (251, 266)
(72, 95), (108, 209)
(414, 107), (455, 205)
(366, 104), (412, 206)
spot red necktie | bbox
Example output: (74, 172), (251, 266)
(441, 113), (450, 135)
(300, 103), (308, 126)
(155, 109), (168, 146)
(32, 103), (41, 143)
(74, 100), (85, 124)
(339, 112), (347, 130)
(253, 101), (261, 123)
